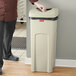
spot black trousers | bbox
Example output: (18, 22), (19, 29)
(0, 20), (16, 68)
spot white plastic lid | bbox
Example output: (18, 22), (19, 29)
(29, 8), (59, 18)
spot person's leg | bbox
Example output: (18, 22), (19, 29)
(3, 20), (19, 61)
(0, 21), (4, 75)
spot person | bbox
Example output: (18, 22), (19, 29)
(30, 0), (46, 11)
(0, 0), (46, 75)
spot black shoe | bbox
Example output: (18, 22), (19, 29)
(0, 68), (2, 75)
(4, 55), (19, 61)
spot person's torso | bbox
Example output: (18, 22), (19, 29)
(0, 0), (17, 22)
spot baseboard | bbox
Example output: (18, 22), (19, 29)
(55, 59), (76, 67)
(25, 58), (76, 67)
(25, 57), (31, 64)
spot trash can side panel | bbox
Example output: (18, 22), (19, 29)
(30, 30), (36, 72)
(35, 34), (48, 72)
(30, 20), (37, 72)
(46, 21), (57, 73)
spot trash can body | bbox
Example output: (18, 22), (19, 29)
(29, 8), (59, 73)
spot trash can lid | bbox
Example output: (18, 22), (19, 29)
(29, 8), (59, 18)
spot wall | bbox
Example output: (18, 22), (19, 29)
(27, 0), (76, 59)
(17, 0), (26, 19)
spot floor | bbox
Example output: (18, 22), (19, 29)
(1, 61), (76, 76)
(2, 61), (26, 76)
(12, 22), (27, 63)
(12, 49), (26, 63)
(13, 22), (27, 37)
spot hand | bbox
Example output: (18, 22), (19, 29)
(34, 1), (46, 12)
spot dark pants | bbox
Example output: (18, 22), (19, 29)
(0, 20), (16, 68)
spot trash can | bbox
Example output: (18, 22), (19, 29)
(29, 8), (59, 73)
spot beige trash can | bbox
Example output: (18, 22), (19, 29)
(29, 8), (59, 73)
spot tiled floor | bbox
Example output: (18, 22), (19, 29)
(12, 22), (27, 63)
(12, 49), (26, 63)
(13, 22), (27, 37)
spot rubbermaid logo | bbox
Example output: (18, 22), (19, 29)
(40, 19), (44, 22)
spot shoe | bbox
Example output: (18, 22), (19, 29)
(0, 68), (2, 75)
(4, 55), (19, 61)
